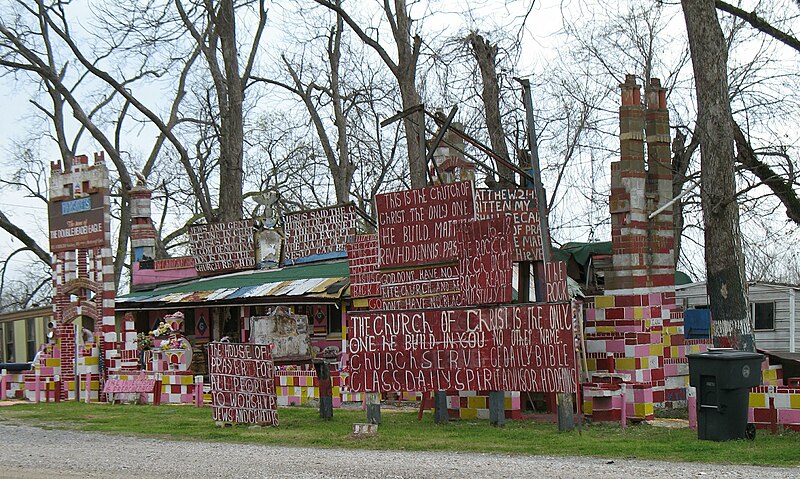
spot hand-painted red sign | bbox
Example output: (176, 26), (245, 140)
(189, 220), (255, 275)
(103, 379), (156, 393)
(476, 188), (542, 261)
(346, 234), (381, 298)
(346, 303), (576, 394)
(375, 216), (513, 309)
(208, 342), (278, 426)
(48, 192), (106, 253)
(283, 204), (358, 264)
(545, 261), (570, 302)
(375, 181), (475, 268)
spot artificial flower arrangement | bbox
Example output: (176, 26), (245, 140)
(161, 336), (186, 350)
(135, 332), (153, 351)
(150, 321), (173, 337)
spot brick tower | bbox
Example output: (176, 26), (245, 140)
(48, 152), (116, 399)
(582, 76), (687, 421)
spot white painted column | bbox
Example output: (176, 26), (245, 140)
(789, 288), (796, 353)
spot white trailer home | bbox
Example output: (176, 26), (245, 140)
(675, 281), (799, 353)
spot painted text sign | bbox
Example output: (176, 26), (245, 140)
(545, 261), (570, 302)
(346, 234), (381, 298)
(476, 188), (542, 261)
(103, 379), (156, 394)
(375, 181), (475, 268)
(283, 204), (358, 264)
(347, 304), (576, 393)
(48, 192), (106, 252)
(377, 216), (514, 309)
(154, 256), (196, 271)
(208, 342), (278, 426)
(189, 220), (255, 275)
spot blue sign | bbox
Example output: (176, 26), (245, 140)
(61, 197), (92, 215)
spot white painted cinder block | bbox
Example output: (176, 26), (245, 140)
(586, 341), (606, 354)
(104, 332), (117, 342)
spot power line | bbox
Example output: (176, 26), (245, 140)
(0, 202), (46, 211)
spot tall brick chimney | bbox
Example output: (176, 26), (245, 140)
(130, 181), (156, 262)
(606, 75), (675, 293)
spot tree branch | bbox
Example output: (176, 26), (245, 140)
(716, 1), (800, 54)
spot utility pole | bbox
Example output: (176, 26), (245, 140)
(517, 78), (575, 432)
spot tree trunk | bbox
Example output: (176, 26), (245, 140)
(468, 33), (514, 188)
(681, 0), (754, 351)
(393, 0), (425, 188)
(671, 130), (698, 268)
(217, 0), (244, 222)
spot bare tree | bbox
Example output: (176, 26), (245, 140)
(682, 0), (754, 351)
(314, 0), (426, 188)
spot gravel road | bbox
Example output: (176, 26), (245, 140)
(1, 423), (798, 478)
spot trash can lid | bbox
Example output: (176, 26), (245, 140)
(686, 349), (764, 360)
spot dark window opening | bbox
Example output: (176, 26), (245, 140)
(753, 302), (775, 331)
(26, 319), (36, 361)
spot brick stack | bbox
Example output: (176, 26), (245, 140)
(129, 182), (156, 262)
(582, 76), (681, 422)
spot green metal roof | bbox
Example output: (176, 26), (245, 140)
(118, 260), (350, 302)
(559, 241), (612, 266)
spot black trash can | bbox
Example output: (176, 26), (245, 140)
(687, 349), (763, 441)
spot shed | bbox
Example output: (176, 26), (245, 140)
(675, 281), (799, 353)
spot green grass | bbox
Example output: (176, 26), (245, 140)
(1, 402), (798, 467)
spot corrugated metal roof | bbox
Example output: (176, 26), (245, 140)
(117, 260), (350, 307)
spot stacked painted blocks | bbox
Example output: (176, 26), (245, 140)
(584, 292), (688, 420)
(2, 373), (28, 399)
(444, 390), (522, 420)
(159, 371), (197, 403)
(582, 373), (628, 421)
(747, 361), (800, 431)
(274, 369), (344, 407)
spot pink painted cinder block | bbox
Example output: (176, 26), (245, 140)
(635, 345), (650, 357)
(607, 340), (626, 353)
(779, 408), (800, 425)
(586, 309), (597, 321)
(624, 307), (635, 319)
(748, 408), (755, 422)
(649, 293), (662, 306)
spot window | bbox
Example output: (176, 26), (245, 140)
(5, 323), (14, 361)
(753, 302), (775, 331)
(26, 319), (37, 361)
(328, 306), (342, 335)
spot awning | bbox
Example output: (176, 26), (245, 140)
(116, 260), (350, 310)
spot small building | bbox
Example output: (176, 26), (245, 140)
(676, 281), (799, 353)
(0, 307), (52, 364)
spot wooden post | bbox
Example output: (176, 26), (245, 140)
(314, 360), (333, 420)
(688, 387), (697, 430)
(34, 370), (41, 404)
(417, 391), (429, 421)
(433, 390), (449, 424)
(489, 391), (505, 427)
(153, 375), (162, 406)
(620, 383), (627, 430)
(194, 375), (204, 407)
(366, 392), (381, 424)
(54, 375), (61, 403)
(518, 77), (575, 432)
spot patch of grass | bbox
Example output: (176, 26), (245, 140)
(1, 402), (798, 466)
